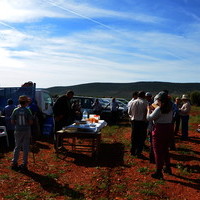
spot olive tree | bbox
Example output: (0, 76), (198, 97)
(190, 91), (200, 106)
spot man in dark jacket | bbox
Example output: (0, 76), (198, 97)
(53, 90), (74, 149)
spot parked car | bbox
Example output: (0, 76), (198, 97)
(71, 96), (128, 122)
(100, 98), (128, 120)
(71, 96), (95, 114)
(116, 98), (129, 105)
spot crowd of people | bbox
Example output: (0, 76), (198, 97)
(128, 90), (191, 179)
(0, 89), (193, 179)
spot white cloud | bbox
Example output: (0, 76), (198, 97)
(0, 0), (199, 87)
(0, 0), (162, 24)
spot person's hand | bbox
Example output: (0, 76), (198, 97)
(148, 105), (155, 111)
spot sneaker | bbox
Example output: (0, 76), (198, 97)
(136, 154), (146, 159)
(151, 172), (163, 179)
(163, 167), (172, 175)
(11, 163), (19, 171)
(57, 146), (68, 152)
(18, 164), (28, 172)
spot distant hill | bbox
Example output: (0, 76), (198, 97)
(46, 81), (200, 99)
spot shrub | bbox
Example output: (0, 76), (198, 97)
(190, 91), (200, 106)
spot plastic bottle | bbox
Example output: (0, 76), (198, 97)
(82, 110), (88, 120)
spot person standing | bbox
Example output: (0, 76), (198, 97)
(173, 97), (182, 135)
(92, 98), (102, 115)
(145, 92), (154, 163)
(2, 99), (16, 150)
(71, 99), (82, 120)
(11, 95), (33, 171)
(128, 91), (148, 157)
(110, 98), (119, 124)
(53, 90), (74, 149)
(27, 98), (42, 141)
(127, 91), (138, 110)
(179, 94), (191, 140)
(145, 92), (153, 105)
(147, 91), (173, 179)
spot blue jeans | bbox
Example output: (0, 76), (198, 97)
(181, 115), (189, 139)
(12, 130), (31, 165)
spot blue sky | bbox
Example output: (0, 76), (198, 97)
(0, 0), (200, 88)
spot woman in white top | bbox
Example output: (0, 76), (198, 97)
(147, 91), (173, 179)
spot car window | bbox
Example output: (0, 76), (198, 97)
(72, 97), (94, 109)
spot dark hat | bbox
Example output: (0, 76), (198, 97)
(156, 91), (168, 101)
(145, 92), (152, 97)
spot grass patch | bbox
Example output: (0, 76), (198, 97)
(190, 115), (200, 124)
(139, 189), (158, 196)
(98, 182), (108, 189)
(101, 125), (120, 137)
(137, 167), (152, 175)
(127, 160), (136, 166)
(136, 181), (165, 198)
(0, 174), (10, 180)
(75, 184), (93, 191)
(46, 173), (59, 179)
(177, 144), (195, 155)
(4, 191), (39, 200)
(111, 183), (126, 192)
(190, 106), (200, 123)
(176, 163), (191, 176)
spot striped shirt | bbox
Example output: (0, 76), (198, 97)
(11, 107), (33, 132)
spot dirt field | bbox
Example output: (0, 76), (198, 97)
(0, 109), (200, 200)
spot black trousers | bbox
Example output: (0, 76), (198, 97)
(131, 120), (147, 155)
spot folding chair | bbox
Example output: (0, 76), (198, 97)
(0, 126), (9, 148)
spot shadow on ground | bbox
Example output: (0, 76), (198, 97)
(57, 142), (127, 168)
(21, 170), (84, 199)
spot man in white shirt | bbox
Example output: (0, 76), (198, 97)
(127, 91), (138, 110)
(128, 91), (148, 157)
(179, 94), (191, 140)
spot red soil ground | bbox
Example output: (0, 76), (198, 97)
(0, 110), (200, 200)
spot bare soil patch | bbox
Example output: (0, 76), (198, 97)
(0, 110), (200, 200)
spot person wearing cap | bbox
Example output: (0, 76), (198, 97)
(11, 95), (33, 171)
(179, 94), (191, 140)
(128, 91), (148, 158)
(147, 91), (173, 179)
(2, 99), (16, 150)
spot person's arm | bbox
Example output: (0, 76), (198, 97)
(179, 103), (191, 115)
(147, 106), (161, 121)
(128, 101), (136, 117)
(11, 109), (16, 125)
